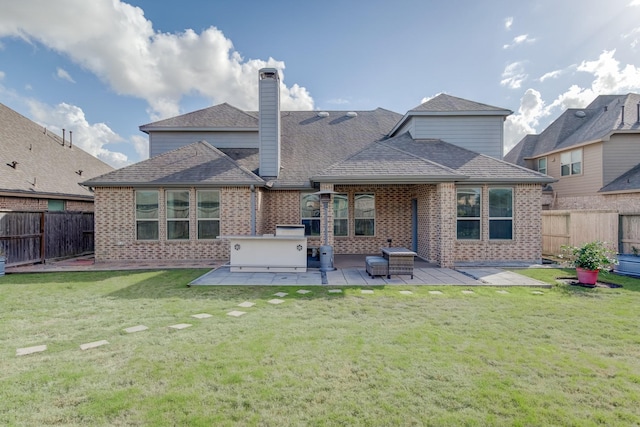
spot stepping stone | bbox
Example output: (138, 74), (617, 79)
(429, 290), (443, 295)
(462, 290), (475, 295)
(268, 299), (285, 305)
(399, 291), (413, 295)
(273, 292), (288, 297)
(238, 301), (255, 308)
(361, 290), (374, 294)
(168, 323), (192, 330)
(496, 290), (509, 294)
(191, 313), (213, 319)
(227, 310), (246, 317)
(297, 290), (311, 294)
(531, 291), (545, 295)
(80, 340), (109, 351)
(328, 289), (342, 293)
(16, 345), (47, 356)
(124, 325), (149, 333)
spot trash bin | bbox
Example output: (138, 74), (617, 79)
(319, 245), (334, 271)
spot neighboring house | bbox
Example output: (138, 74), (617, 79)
(0, 103), (114, 211)
(84, 69), (552, 267)
(504, 93), (640, 213)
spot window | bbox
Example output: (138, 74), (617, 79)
(333, 194), (348, 237)
(301, 193), (320, 236)
(537, 157), (547, 175)
(489, 188), (513, 240)
(166, 190), (189, 240)
(197, 190), (220, 239)
(354, 193), (375, 236)
(48, 199), (65, 211)
(136, 190), (159, 240)
(561, 149), (582, 176)
(456, 188), (481, 240)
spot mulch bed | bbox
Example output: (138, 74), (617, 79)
(557, 278), (622, 288)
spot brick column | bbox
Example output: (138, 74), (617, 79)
(320, 183), (335, 247)
(437, 182), (456, 268)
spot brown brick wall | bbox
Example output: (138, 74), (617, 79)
(0, 196), (93, 212)
(553, 193), (640, 214)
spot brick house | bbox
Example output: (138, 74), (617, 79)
(504, 93), (640, 213)
(0, 103), (113, 212)
(84, 69), (552, 267)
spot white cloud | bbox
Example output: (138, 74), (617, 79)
(326, 98), (350, 105)
(501, 61), (528, 89)
(504, 17), (513, 30)
(630, 0), (640, 6)
(0, 70), (4, 80)
(504, 89), (548, 153)
(539, 69), (566, 82)
(503, 34), (536, 49)
(56, 67), (75, 83)
(26, 100), (131, 168)
(0, 0), (314, 121)
(130, 135), (149, 161)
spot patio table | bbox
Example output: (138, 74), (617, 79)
(381, 247), (417, 279)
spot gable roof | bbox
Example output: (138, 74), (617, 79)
(83, 141), (264, 187)
(506, 93), (640, 163)
(0, 103), (114, 201)
(313, 132), (553, 184)
(389, 94), (512, 137)
(139, 103), (258, 131)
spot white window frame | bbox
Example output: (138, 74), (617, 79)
(197, 190), (220, 240)
(456, 187), (481, 240)
(354, 193), (375, 236)
(537, 157), (547, 175)
(333, 193), (349, 237)
(166, 189), (190, 240)
(135, 190), (159, 241)
(488, 187), (513, 240)
(560, 149), (582, 176)
(301, 193), (320, 236)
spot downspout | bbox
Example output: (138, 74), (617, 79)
(250, 185), (256, 236)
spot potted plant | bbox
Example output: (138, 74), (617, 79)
(560, 241), (617, 285)
(615, 246), (640, 278)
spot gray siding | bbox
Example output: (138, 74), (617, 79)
(410, 116), (504, 159)
(149, 131), (258, 157)
(258, 70), (281, 178)
(603, 134), (640, 185)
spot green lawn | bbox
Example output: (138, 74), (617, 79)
(1, 268), (640, 426)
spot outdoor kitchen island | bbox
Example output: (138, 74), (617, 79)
(223, 225), (307, 273)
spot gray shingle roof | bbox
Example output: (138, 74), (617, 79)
(139, 103), (258, 131)
(84, 141), (264, 186)
(410, 93), (512, 114)
(0, 103), (114, 200)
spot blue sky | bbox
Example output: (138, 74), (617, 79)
(1, 0), (640, 167)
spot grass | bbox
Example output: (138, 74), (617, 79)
(1, 268), (640, 426)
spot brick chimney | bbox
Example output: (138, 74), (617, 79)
(258, 68), (281, 179)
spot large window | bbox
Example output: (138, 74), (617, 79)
(354, 193), (375, 236)
(561, 149), (582, 176)
(136, 190), (159, 240)
(537, 157), (547, 175)
(489, 188), (513, 240)
(197, 190), (220, 239)
(457, 188), (481, 240)
(301, 193), (320, 236)
(166, 190), (189, 240)
(333, 193), (348, 237)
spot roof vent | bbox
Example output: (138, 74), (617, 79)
(346, 111), (358, 117)
(317, 111), (329, 118)
(574, 110), (586, 118)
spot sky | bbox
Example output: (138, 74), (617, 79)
(1, 0), (640, 168)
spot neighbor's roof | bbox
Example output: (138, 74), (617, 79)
(313, 132), (553, 184)
(0, 103), (114, 201)
(505, 93), (640, 164)
(599, 163), (640, 194)
(83, 141), (264, 187)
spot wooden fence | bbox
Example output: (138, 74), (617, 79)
(542, 210), (640, 257)
(0, 211), (94, 266)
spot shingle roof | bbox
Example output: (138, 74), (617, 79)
(599, 163), (640, 193)
(313, 132), (552, 184)
(410, 93), (512, 114)
(503, 134), (539, 167)
(0, 103), (114, 200)
(84, 141), (264, 186)
(139, 103), (258, 131)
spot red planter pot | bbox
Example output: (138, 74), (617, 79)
(576, 267), (599, 285)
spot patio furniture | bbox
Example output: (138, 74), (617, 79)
(381, 247), (417, 279)
(365, 256), (389, 278)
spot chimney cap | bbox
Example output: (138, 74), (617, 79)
(259, 68), (279, 80)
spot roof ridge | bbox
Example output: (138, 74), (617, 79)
(196, 141), (264, 182)
(379, 136), (460, 175)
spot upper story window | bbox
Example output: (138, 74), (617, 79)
(333, 193), (348, 237)
(561, 149), (582, 176)
(197, 190), (220, 239)
(456, 188), (481, 240)
(166, 190), (189, 240)
(301, 193), (320, 236)
(537, 157), (547, 175)
(354, 193), (375, 236)
(136, 190), (159, 240)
